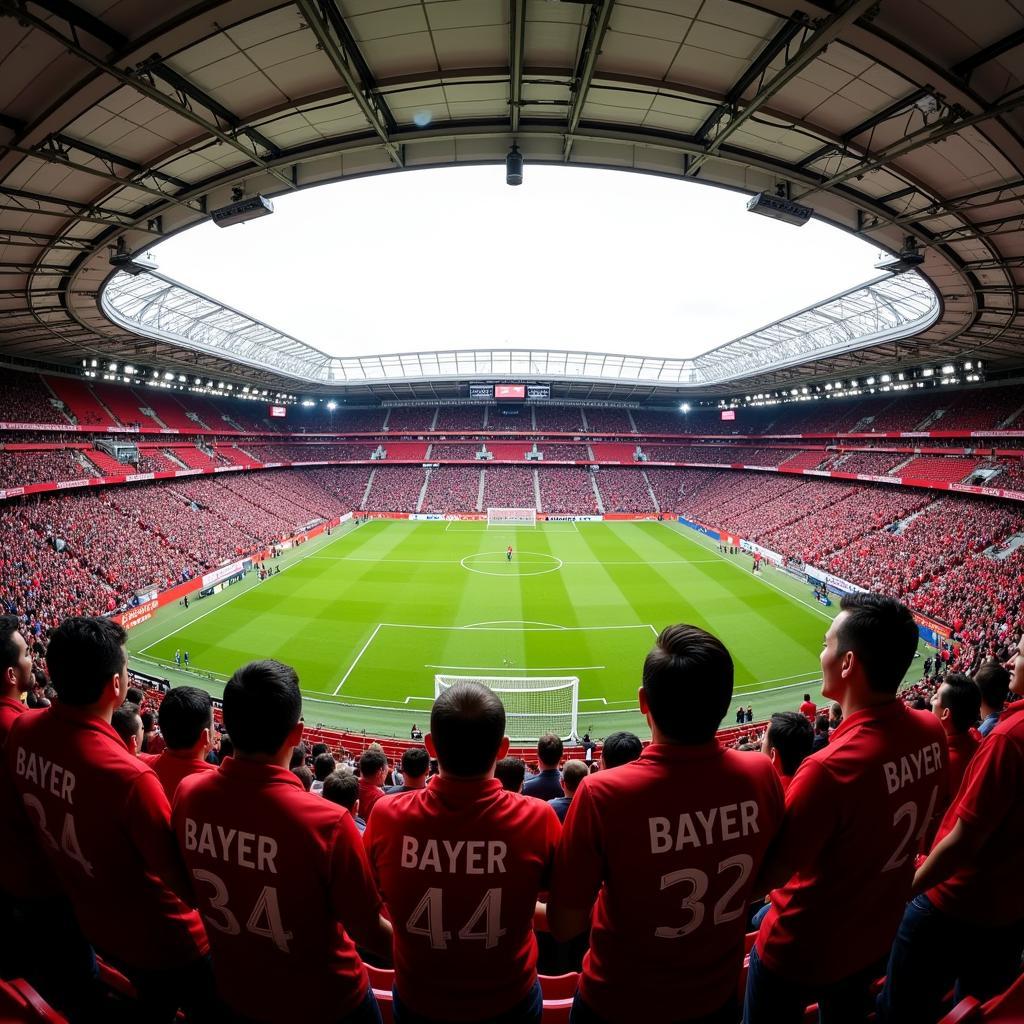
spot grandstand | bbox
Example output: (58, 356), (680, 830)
(1, 1), (1023, 1022)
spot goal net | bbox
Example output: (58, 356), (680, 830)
(487, 507), (537, 527)
(434, 675), (578, 741)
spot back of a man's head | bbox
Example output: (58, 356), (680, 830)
(358, 748), (386, 780)
(314, 752), (336, 782)
(310, 742), (329, 759)
(495, 756), (526, 792)
(291, 765), (313, 791)
(158, 686), (213, 752)
(46, 616), (127, 706)
(126, 686), (145, 707)
(601, 731), (643, 769)
(937, 673), (982, 733)
(642, 624), (733, 743)
(401, 746), (430, 780)
(764, 711), (814, 776)
(323, 767), (359, 811)
(835, 593), (918, 694)
(974, 662), (1010, 712)
(430, 682), (506, 777)
(223, 660), (302, 756)
(561, 759), (588, 795)
(536, 731), (563, 769)
(814, 713), (830, 735)
(111, 703), (142, 749)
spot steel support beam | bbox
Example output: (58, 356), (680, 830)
(687, 0), (877, 177)
(564, 0), (614, 160)
(0, 0), (296, 190)
(952, 27), (1024, 80)
(0, 186), (163, 233)
(294, 0), (402, 165)
(53, 134), (191, 191)
(509, 0), (526, 134)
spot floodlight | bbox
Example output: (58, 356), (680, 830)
(506, 144), (523, 186)
(327, 401), (338, 411)
(211, 192), (274, 228)
(942, 364), (955, 374)
(109, 239), (158, 275)
(680, 402), (690, 412)
(746, 190), (812, 227)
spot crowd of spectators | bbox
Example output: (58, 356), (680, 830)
(363, 466), (426, 511)
(0, 376), (65, 424)
(538, 467), (599, 514)
(434, 405), (487, 431)
(582, 408), (633, 433)
(482, 466), (536, 509)
(421, 466), (482, 514)
(0, 449), (91, 487)
(593, 469), (655, 513)
(532, 406), (583, 431)
(385, 407), (436, 433)
(539, 444), (589, 460)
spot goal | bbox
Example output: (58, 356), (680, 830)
(434, 674), (579, 742)
(486, 507), (536, 527)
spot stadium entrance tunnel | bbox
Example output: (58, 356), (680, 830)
(460, 552), (564, 577)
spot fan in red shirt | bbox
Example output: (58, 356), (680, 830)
(365, 681), (561, 1024)
(141, 685), (217, 801)
(878, 633), (1024, 1023)
(6, 616), (212, 1023)
(745, 594), (947, 1024)
(548, 624), (785, 1024)
(798, 693), (817, 722)
(173, 659), (391, 1024)
(928, 673), (982, 806)
(357, 748), (387, 821)
(761, 711), (814, 793)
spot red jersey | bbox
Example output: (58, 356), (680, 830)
(0, 695), (27, 744)
(358, 778), (385, 821)
(756, 701), (947, 984)
(6, 704), (207, 968)
(173, 757), (383, 1023)
(551, 742), (784, 1021)
(944, 728), (980, 803)
(142, 749), (217, 802)
(799, 700), (817, 722)
(365, 776), (560, 1020)
(927, 700), (1024, 926)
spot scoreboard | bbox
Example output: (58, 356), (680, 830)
(469, 383), (551, 400)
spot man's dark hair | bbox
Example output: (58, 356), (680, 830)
(126, 686), (145, 706)
(974, 662), (1010, 711)
(45, 617), (127, 706)
(836, 593), (918, 694)
(358, 749), (387, 779)
(765, 711), (814, 776)
(536, 732), (563, 768)
(310, 742), (329, 759)
(803, 693), (811, 702)
(323, 768), (359, 811)
(495, 756), (526, 792)
(0, 616), (21, 674)
(642, 624), (733, 743)
(314, 752), (336, 782)
(601, 731), (643, 769)
(814, 713), (830, 735)
(158, 686), (213, 751)
(431, 682), (505, 777)
(401, 746), (430, 779)
(111, 703), (142, 747)
(223, 660), (302, 756)
(289, 743), (306, 769)
(291, 765), (313, 791)
(939, 673), (982, 733)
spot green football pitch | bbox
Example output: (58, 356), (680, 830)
(125, 518), (927, 739)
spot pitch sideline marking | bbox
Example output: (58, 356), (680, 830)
(462, 620), (567, 629)
(426, 664), (605, 672)
(137, 525), (352, 656)
(332, 623), (384, 695)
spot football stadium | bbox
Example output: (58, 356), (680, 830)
(1, 1), (1023, 1022)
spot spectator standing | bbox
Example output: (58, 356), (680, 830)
(141, 686), (217, 801)
(811, 713), (830, 752)
(522, 732), (564, 801)
(878, 632), (1024, 1020)
(7, 617), (212, 1021)
(384, 747), (429, 794)
(173, 660), (391, 1024)
(745, 705), (754, 724)
(799, 694), (817, 722)
(322, 767), (365, 831)
(548, 759), (588, 823)
(929, 673), (982, 802)
(745, 595), (947, 1024)
(599, 731), (643, 770)
(365, 682), (561, 1024)
(357, 749), (387, 821)
(495, 756), (527, 793)
(761, 712), (814, 791)
(549, 624), (784, 1024)
(111, 702), (144, 756)
(974, 661), (1009, 737)
(310, 752), (336, 795)
(0, 617), (33, 737)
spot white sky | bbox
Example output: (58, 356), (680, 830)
(152, 165), (882, 360)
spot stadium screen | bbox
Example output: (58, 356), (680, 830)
(721, 409), (736, 421)
(495, 384), (526, 400)
(269, 405), (287, 418)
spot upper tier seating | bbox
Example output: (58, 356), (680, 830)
(538, 467), (598, 514)
(435, 405), (486, 431)
(422, 466), (481, 513)
(482, 466), (536, 508)
(382, 442), (429, 460)
(42, 377), (117, 428)
(0, 449), (91, 487)
(136, 388), (209, 431)
(485, 443), (533, 461)
(539, 444), (589, 461)
(91, 383), (161, 428)
(589, 443), (638, 463)
(583, 408), (634, 433)
(0, 374), (67, 424)
(386, 407), (436, 432)
(533, 406), (583, 432)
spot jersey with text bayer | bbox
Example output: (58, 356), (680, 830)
(173, 757), (383, 1023)
(364, 777), (561, 1021)
(6, 703), (207, 968)
(551, 742), (784, 1021)
(757, 701), (947, 984)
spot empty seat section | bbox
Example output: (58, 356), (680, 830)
(91, 383), (160, 427)
(136, 389), (208, 430)
(777, 449), (829, 472)
(383, 442), (429, 460)
(484, 443), (532, 461)
(42, 377), (118, 427)
(898, 456), (982, 484)
(590, 443), (638, 463)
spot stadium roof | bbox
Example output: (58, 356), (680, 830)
(0, 0), (1022, 400)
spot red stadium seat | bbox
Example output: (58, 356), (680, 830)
(541, 996), (574, 1022)
(0, 978), (69, 1023)
(540, 974), (579, 999)
(940, 971), (1024, 1023)
(940, 998), (983, 1024)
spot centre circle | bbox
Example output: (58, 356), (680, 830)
(460, 551), (564, 578)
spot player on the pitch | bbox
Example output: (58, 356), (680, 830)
(507, 545), (513, 562)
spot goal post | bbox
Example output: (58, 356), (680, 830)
(486, 507), (537, 527)
(434, 674), (579, 742)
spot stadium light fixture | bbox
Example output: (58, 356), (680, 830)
(746, 185), (812, 227)
(327, 401), (338, 411)
(942, 365), (955, 374)
(922, 368), (934, 377)
(506, 144), (523, 186)
(680, 402), (690, 412)
(211, 187), (274, 228)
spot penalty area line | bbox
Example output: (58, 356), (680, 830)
(333, 623), (383, 695)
